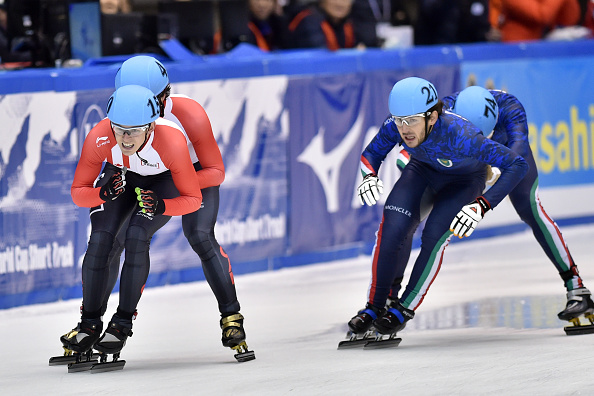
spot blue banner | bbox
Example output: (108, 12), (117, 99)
(2, 42), (592, 309)
(287, 68), (459, 254)
(461, 56), (594, 187)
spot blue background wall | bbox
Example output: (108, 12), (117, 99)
(1, 40), (593, 309)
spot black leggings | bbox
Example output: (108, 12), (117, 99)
(101, 165), (240, 316)
(81, 163), (178, 320)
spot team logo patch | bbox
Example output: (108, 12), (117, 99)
(437, 158), (453, 168)
(96, 136), (110, 147)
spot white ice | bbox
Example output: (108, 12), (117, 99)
(1, 224), (593, 395)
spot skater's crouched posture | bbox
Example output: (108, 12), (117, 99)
(384, 86), (594, 334)
(443, 87), (594, 330)
(62, 85), (202, 366)
(346, 77), (529, 344)
(97, 56), (252, 359)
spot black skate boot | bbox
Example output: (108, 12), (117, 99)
(338, 303), (387, 349)
(347, 303), (385, 334)
(373, 299), (414, 335)
(60, 319), (103, 354)
(558, 287), (594, 335)
(221, 312), (255, 362)
(59, 319), (103, 372)
(91, 314), (133, 372)
(94, 321), (133, 355)
(51, 320), (102, 366)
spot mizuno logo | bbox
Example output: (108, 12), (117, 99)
(437, 158), (453, 167)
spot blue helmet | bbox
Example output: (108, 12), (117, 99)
(115, 55), (169, 95)
(388, 77), (438, 117)
(106, 85), (160, 126)
(453, 86), (499, 135)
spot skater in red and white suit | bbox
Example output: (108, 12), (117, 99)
(62, 85), (202, 356)
(105, 56), (251, 356)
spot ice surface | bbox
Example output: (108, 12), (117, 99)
(1, 224), (593, 395)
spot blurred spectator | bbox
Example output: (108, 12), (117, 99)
(247, 0), (289, 50)
(582, 0), (594, 35)
(414, 0), (457, 45)
(456, 0), (494, 42)
(489, 0), (581, 42)
(286, 0), (365, 50)
(350, 0), (416, 47)
(415, 0), (494, 45)
(0, 2), (33, 64)
(101, 0), (132, 14)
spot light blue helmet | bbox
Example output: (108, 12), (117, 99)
(388, 77), (438, 117)
(106, 85), (160, 126)
(453, 86), (499, 135)
(115, 55), (169, 96)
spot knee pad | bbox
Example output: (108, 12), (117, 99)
(125, 225), (149, 245)
(124, 225), (150, 263)
(187, 231), (217, 259)
(84, 231), (115, 270)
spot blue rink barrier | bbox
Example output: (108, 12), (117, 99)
(1, 40), (593, 309)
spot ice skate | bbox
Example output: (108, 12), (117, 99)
(60, 319), (103, 353)
(373, 299), (414, 335)
(49, 322), (100, 366)
(558, 287), (594, 335)
(221, 312), (255, 362)
(348, 303), (385, 334)
(57, 319), (103, 372)
(338, 304), (386, 349)
(354, 300), (412, 349)
(91, 320), (133, 372)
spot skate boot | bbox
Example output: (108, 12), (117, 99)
(94, 320), (133, 355)
(91, 317), (133, 372)
(558, 287), (594, 335)
(338, 303), (388, 349)
(60, 319), (103, 354)
(57, 319), (103, 372)
(221, 312), (255, 362)
(347, 303), (385, 334)
(51, 320), (102, 366)
(373, 299), (414, 335)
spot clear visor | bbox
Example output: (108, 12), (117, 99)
(393, 112), (429, 127)
(111, 122), (151, 137)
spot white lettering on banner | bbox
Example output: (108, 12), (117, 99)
(297, 111), (365, 213)
(215, 214), (286, 245)
(0, 242), (74, 275)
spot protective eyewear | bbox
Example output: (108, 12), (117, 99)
(111, 122), (151, 137)
(393, 112), (429, 127)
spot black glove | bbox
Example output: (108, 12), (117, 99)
(135, 187), (165, 216)
(99, 168), (126, 201)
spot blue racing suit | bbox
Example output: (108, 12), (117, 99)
(442, 90), (584, 292)
(360, 110), (528, 310)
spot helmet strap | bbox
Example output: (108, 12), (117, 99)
(420, 113), (433, 144)
(158, 97), (166, 117)
(136, 124), (154, 161)
(135, 132), (150, 165)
